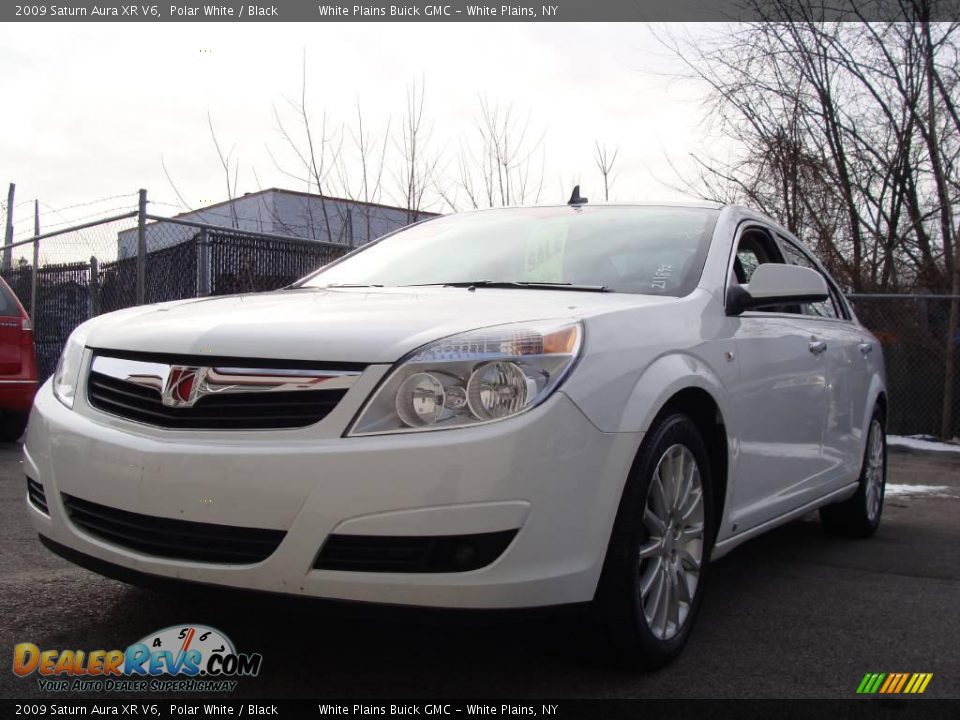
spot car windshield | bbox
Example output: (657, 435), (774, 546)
(300, 205), (720, 296)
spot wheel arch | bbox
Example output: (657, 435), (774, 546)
(874, 389), (888, 420)
(646, 387), (729, 548)
(612, 353), (734, 549)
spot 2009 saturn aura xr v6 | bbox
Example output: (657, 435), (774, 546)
(24, 204), (887, 667)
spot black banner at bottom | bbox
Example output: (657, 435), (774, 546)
(1, 699), (958, 719)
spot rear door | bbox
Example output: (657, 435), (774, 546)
(777, 236), (868, 485)
(0, 282), (23, 375)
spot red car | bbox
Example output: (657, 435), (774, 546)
(0, 277), (38, 441)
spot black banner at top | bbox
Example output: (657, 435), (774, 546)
(1, 699), (959, 719)
(3, 0), (960, 22)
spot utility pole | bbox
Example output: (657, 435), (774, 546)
(3, 183), (14, 271)
(30, 199), (39, 321)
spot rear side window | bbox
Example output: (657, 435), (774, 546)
(0, 282), (19, 317)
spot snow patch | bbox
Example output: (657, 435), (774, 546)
(887, 435), (960, 454)
(886, 484), (957, 498)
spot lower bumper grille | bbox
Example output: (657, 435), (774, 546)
(27, 478), (48, 514)
(62, 494), (285, 564)
(314, 530), (518, 573)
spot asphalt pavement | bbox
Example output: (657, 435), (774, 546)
(1, 441), (957, 699)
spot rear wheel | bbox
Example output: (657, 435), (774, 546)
(820, 406), (886, 538)
(592, 414), (713, 669)
(0, 412), (27, 442)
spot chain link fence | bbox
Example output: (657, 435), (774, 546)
(1, 195), (957, 438)
(848, 294), (960, 439)
(0, 201), (352, 379)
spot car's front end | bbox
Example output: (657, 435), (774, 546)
(24, 291), (647, 608)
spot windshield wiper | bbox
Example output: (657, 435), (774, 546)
(404, 281), (614, 293)
(286, 283), (384, 289)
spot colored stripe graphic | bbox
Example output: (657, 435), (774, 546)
(893, 674), (910, 693)
(857, 673), (933, 695)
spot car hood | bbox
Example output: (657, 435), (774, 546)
(85, 286), (674, 364)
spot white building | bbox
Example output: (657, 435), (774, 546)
(118, 188), (435, 258)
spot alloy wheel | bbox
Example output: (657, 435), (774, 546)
(864, 419), (885, 522)
(637, 443), (705, 640)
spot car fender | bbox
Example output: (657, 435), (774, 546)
(566, 349), (738, 527)
(610, 352), (738, 543)
(613, 351), (733, 436)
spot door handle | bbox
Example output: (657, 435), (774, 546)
(859, 342), (873, 355)
(808, 340), (828, 355)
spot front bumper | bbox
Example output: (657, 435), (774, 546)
(24, 380), (638, 608)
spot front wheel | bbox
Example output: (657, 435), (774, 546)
(591, 413), (714, 669)
(820, 406), (886, 538)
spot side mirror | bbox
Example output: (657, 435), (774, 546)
(726, 263), (829, 316)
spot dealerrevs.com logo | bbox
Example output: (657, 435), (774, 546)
(13, 624), (262, 693)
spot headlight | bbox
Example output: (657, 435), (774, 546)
(53, 323), (93, 409)
(348, 320), (583, 436)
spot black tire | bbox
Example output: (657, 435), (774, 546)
(0, 412), (28, 443)
(591, 413), (714, 670)
(820, 405), (886, 538)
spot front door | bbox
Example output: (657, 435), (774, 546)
(725, 226), (833, 532)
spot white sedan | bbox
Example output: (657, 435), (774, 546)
(24, 203), (887, 667)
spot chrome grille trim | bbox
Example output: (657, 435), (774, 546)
(91, 355), (360, 403)
(86, 352), (362, 430)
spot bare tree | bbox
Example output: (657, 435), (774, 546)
(392, 78), (440, 224)
(334, 100), (391, 241)
(207, 114), (241, 229)
(593, 142), (619, 201)
(261, 51), (348, 242)
(161, 117), (243, 230)
(444, 97), (545, 211)
(659, 1), (960, 435)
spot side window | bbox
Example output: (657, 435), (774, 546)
(731, 227), (796, 313)
(778, 240), (843, 319)
(735, 247), (762, 283)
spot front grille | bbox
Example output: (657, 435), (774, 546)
(26, 477), (48, 514)
(62, 494), (286, 564)
(315, 530), (518, 573)
(87, 366), (350, 430)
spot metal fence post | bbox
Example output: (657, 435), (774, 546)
(29, 200), (39, 321)
(89, 256), (100, 317)
(136, 188), (147, 305)
(3, 183), (14, 271)
(197, 229), (211, 297)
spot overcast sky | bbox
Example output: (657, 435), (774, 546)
(0, 22), (726, 239)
